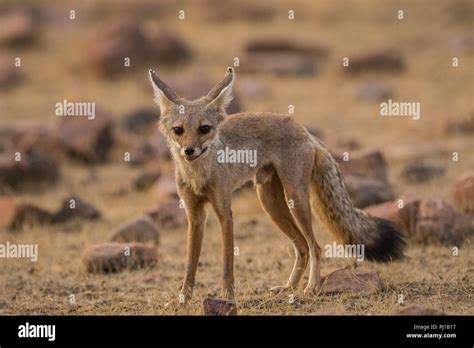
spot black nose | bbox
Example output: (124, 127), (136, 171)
(184, 148), (195, 156)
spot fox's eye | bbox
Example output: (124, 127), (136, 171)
(173, 127), (184, 135)
(199, 125), (211, 134)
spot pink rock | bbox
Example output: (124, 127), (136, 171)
(203, 297), (238, 316)
(83, 242), (157, 274)
(320, 269), (382, 295)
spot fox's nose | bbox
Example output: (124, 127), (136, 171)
(184, 147), (195, 156)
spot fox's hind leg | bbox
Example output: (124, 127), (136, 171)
(277, 155), (323, 295)
(256, 171), (309, 291)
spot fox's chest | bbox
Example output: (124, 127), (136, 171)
(176, 161), (212, 195)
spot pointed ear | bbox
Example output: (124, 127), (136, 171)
(206, 67), (235, 110)
(148, 69), (178, 113)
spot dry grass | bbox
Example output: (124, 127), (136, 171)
(0, 0), (473, 315)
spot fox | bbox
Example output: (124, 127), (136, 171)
(148, 67), (406, 304)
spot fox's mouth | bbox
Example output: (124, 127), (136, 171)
(184, 147), (208, 161)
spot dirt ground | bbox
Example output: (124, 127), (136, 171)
(0, 0), (473, 315)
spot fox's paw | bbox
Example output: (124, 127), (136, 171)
(165, 292), (191, 309)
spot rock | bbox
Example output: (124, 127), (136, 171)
(146, 198), (186, 229)
(245, 39), (329, 57)
(241, 38), (328, 76)
(83, 242), (157, 274)
(99, 0), (167, 18)
(406, 199), (471, 245)
(382, 142), (449, 162)
(0, 54), (23, 90)
(120, 108), (158, 134)
(356, 81), (393, 101)
(133, 165), (161, 191)
(337, 150), (389, 183)
(110, 215), (159, 244)
(345, 175), (394, 208)
(366, 198), (471, 245)
(364, 194), (417, 223)
(134, 129), (170, 164)
(0, 8), (37, 46)
(204, 0), (275, 21)
(56, 109), (114, 163)
(320, 269), (382, 295)
(85, 21), (190, 76)
(52, 196), (101, 223)
(445, 113), (474, 134)
(401, 161), (445, 184)
(0, 124), (60, 157)
(203, 297), (238, 316)
(0, 150), (60, 193)
(243, 53), (317, 76)
(345, 50), (405, 74)
(396, 306), (446, 315)
(0, 196), (53, 231)
(453, 172), (474, 215)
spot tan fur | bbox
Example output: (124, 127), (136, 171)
(149, 67), (403, 303)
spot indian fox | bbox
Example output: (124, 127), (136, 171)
(149, 67), (405, 303)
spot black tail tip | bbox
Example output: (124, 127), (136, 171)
(365, 217), (406, 262)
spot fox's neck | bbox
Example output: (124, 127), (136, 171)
(171, 146), (216, 195)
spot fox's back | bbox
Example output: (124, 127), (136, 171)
(219, 112), (314, 152)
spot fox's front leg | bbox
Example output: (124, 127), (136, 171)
(177, 181), (207, 304)
(208, 188), (235, 301)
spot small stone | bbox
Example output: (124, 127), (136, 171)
(0, 8), (37, 46)
(146, 198), (187, 229)
(320, 269), (382, 295)
(120, 108), (158, 134)
(241, 38), (328, 77)
(83, 242), (157, 274)
(345, 175), (394, 208)
(401, 161), (445, 184)
(85, 21), (190, 76)
(0, 196), (53, 231)
(453, 172), (474, 215)
(52, 196), (101, 223)
(345, 49), (405, 74)
(406, 199), (471, 245)
(110, 215), (159, 245)
(337, 150), (389, 183)
(57, 109), (114, 163)
(133, 165), (161, 191)
(203, 297), (238, 316)
(0, 54), (23, 90)
(444, 113), (474, 134)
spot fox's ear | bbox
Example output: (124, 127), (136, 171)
(149, 69), (178, 113)
(206, 67), (235, 111)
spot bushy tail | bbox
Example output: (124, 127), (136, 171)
(309, 140), (406, 262)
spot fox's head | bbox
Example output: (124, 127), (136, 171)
(149, 67), (234, 162)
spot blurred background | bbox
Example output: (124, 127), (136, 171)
(0, 0), (472, 315)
